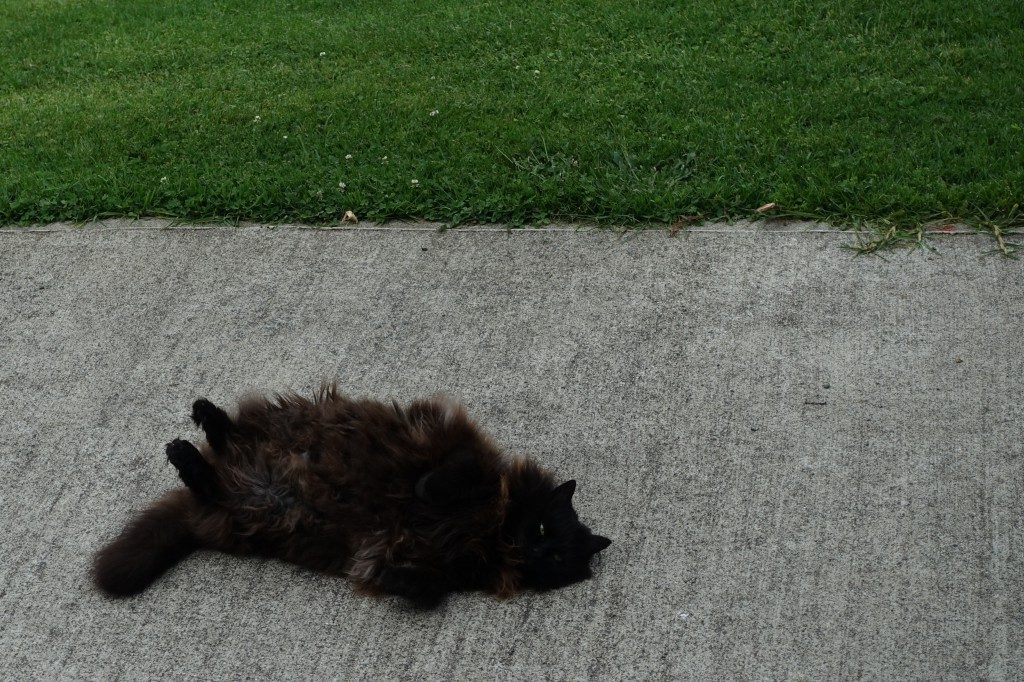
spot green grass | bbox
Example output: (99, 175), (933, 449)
(1, 0), (1022, 244)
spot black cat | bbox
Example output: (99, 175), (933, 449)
(94, 385), (611, 608)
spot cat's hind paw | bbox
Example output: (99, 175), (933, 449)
(166, 438), (218, 501)
(190, 398), (232, 450)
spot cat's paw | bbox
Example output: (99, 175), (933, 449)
(190, 398), (232, 449)
(166, 438), (200, 471)
(190, 398), (220, 428)
(166, 438), (217, 500)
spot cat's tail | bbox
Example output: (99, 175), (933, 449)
(93, 489), (198, 597)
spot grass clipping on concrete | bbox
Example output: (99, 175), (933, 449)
(1, 0), (1022, 248)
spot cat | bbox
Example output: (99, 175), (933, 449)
(93, 384), (611, 608)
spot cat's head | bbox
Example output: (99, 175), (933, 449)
(516, 480), (611, 590)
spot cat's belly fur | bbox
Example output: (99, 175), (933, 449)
(196, 392), (504, 583)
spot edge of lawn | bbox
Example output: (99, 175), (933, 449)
(3, 210), (1021, 257)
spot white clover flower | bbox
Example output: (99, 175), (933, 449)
(429, 109), (439, 116)
(319, 51), (326, 57)
(159, 176), (168, 184)
(253, 115), (261, 123)
(533, 69), (540, 75)
(410, 179), (419, 186)
(338, 181), (346, 190)
(283, 135), (288, 139)
(345, 154), (353, 160)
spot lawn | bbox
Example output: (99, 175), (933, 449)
(1, 0), (1022, 241)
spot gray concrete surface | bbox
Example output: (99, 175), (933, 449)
(0, 223), (1021, 680)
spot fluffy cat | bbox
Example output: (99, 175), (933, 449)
(93, 385), (610, 607)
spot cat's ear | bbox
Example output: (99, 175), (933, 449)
(588, 535), (611, 554)
(551, 479), (576, 504)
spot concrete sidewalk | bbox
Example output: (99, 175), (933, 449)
(0, 223), (1021, 680)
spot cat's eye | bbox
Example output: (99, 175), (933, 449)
(538, 523), (546, 537)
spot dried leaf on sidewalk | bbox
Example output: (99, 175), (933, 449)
(669, 214), (702, 236)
